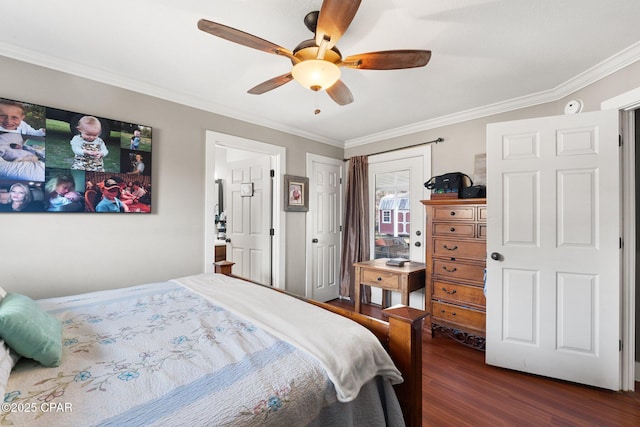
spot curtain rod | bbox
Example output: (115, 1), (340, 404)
(343, 137), (444, 162)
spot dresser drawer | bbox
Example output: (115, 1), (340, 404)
(432, 301), (486, 332)
(432, 280), (485, 307)
(432, 222), (475, 237)
(432, 259), (485, 282)
(478, 206), (487, 221)
(361, 269), (400, 290)
(431, 206), (474, 221)
(433, 239), (486, 259)
(477, 223), (487, 239)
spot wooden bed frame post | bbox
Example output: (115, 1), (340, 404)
(214, 260), (235, 276)
(384, 306), (427, 427)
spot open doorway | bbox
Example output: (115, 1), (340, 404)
(204, 131), (286, 289)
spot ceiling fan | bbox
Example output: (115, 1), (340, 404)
(197, 0), (431, 106)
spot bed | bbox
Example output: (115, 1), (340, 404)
(0, 272), (425, 426)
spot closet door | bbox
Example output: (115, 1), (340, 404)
(306, 154), (343, 302)
(486, 110), (620, 390)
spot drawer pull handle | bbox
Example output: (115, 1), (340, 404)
(377, 277), (382, 281)
(450, 211), (456, 216)
(441, 287), (457, 295)
(443, 244), (458, 251)
(450, 227), (455, 232)
(442, 266), (457, 273)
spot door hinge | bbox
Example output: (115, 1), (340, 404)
(340, 225), (343, 232)
(270, 228), (275, 236)
(270, 169), (275, 178)
(620, 237), (623, 249)
(339, 177), (342, 184)
(619, 135), (622, 147)
(619, 340), (623, 352)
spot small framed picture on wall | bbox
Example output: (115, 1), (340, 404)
(284, 174), (308, 212)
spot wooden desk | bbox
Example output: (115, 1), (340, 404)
(353, 259), (426, 314)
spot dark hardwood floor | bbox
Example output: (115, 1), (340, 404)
(327, 299), (640, 427)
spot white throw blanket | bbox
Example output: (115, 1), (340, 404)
(174, 273), (403, 402)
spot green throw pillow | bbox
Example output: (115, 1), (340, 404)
(0, 293), (62, 367)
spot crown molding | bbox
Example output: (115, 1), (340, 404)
(345, 40), (640, 149)
(0, 43), (343, 148)
(3, 39), (640, 152)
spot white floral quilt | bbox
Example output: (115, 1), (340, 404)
(2, 275), (404, 427)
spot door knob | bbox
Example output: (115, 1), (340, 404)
(414, 241), (421, 247)
(490, 252), (502, 261)
(415, 230), (421, 236)
(312, 238), (319, 243)
(225, 238), (231, 243)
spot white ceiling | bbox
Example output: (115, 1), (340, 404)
(3, 0), (640, 147)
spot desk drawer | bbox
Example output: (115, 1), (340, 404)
(361, 269), (400, 290)
(433, 259), (485, 282)
(433, 223), (475, 237)
(433, 239), (485, 259)
(432, 280), (485, 307)
(432, 301), (486, 332)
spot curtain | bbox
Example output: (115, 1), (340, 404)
(339, 156), (370, 300)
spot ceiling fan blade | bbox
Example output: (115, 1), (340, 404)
(315, 0), (362, 50)
(326, 80), (354, 106)
(198, 19), (297, 62)
(342, 50), (432, 70)
(247, 73), (294, 95)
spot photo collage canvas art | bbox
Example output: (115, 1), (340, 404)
(0, 97), (152, 213)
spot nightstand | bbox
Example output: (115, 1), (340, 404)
(353, 259), (426, 314)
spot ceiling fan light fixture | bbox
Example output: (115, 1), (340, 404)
(292, 59), (341, 91)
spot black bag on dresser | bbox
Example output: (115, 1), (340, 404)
(461, 185), (486, 199)
(424, 172), (472, 197)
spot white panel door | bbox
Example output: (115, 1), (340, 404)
(486, 110), (620, 390)
(306, 155), (342, 302)
(226, 155), (272, 285)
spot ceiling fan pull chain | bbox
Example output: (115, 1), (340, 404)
(314, 91), (321, 115)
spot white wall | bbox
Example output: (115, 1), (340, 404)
(346, 60), (640, 177)
(3, 54), (640, 301)
(0, 55), (341, 299)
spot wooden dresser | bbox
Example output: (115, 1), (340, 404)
(422, 198), (486, 349)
